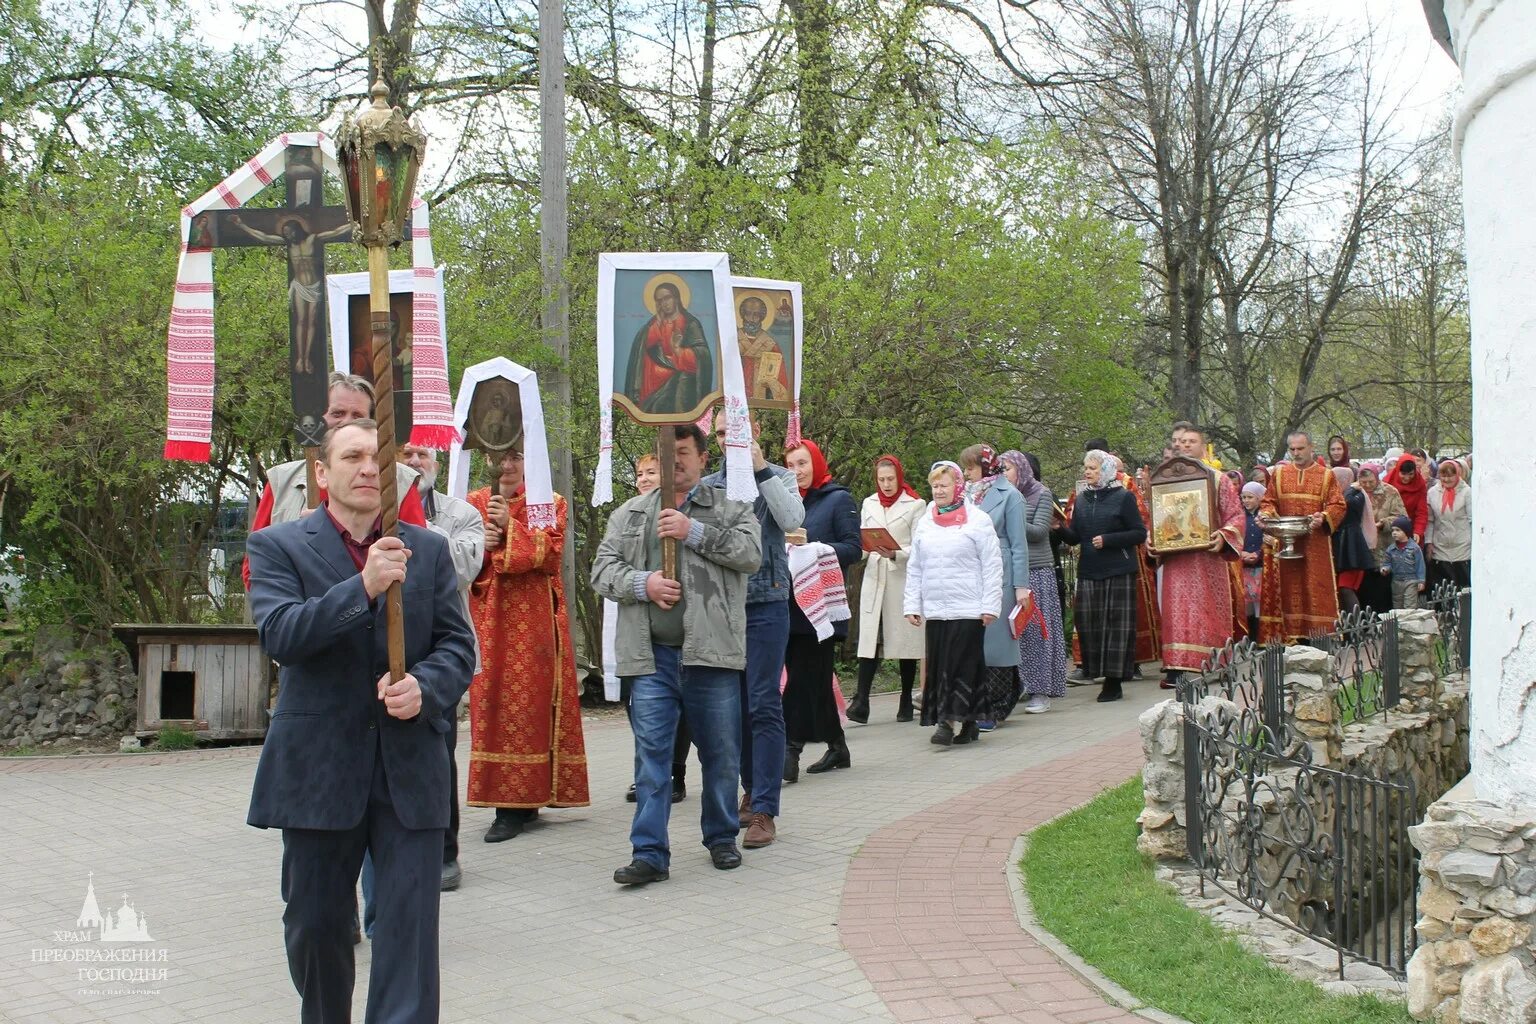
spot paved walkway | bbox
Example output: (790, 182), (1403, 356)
(0, 681), (1159, 1024)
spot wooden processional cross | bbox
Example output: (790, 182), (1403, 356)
(187, 145), (351, 504)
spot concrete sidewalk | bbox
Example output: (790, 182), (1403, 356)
(0, 681), (1156, 1024)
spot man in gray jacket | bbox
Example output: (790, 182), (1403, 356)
(703, 409), (802, 848)
(592, 423), (762, 885)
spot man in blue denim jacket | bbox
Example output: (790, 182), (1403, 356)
(702, 408), (803, 849)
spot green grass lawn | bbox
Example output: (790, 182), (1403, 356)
(1338, 670), (1383, 726)
(1020, 778), (1412, 1024)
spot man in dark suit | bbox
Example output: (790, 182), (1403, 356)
(246, 419), (475, 1024)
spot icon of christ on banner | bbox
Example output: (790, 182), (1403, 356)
(612, 270), (721, 423)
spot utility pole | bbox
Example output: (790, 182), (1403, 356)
(539, 0), (575, 614)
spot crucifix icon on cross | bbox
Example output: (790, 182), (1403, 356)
(187, 146), (351, 448)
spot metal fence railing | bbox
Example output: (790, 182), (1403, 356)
(1429, 582), (1470, 676)
(1308, 609), (1401, 726)
(1180, 641), (1420, 978)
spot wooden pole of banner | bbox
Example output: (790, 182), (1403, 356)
(657, 426), (678, 580)
(368, 244), (406, 682)
(538, 0), (575, 609)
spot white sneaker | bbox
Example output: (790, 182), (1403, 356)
(1024, 696), (1051, 714)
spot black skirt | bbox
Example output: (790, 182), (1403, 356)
(783, 632), (845, 744)
(1075, 574), (1138, 681)
(920, 619), (986, 726)
(976, 667), (1023, 722)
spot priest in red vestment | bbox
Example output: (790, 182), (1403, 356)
(1258, 431), (1348, 643)
(1150, 423), (1246, 686)
(466, 447), (590, 841)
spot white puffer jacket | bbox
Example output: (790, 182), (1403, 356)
(903, 503), (1004, 621)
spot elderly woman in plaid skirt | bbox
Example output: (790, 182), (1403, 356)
(1054, 450), (1147, 704)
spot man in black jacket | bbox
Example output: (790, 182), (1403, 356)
(246, 419), (475, 1024)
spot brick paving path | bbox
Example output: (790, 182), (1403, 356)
(0, 683), (1154, 1024)
(841, 733), (1145, 1024)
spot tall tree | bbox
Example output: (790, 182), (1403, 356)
(0, 1), (321, 627)
(1032, 0), (1421, 454)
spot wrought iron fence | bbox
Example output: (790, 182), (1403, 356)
(1179, 638), (1294, 757)
(1309, 609), (1400, 725)
(1429, 582), (1470, 675)
(1180, 635), (1419, 979)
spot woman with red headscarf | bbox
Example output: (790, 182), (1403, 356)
(1327, 435), (1352, 469)
(782, 439), (861, 778)
(852, 455), (926, 723)
(1383, 453), (1429, 543)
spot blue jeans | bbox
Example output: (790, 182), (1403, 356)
(741, 601), (789, 816)
(628, 644), (741, 870)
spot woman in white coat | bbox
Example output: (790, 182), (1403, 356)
(851, 455), (927, 723)
(1425, 458), (1472, 591)
(903, 461), (1003, 748)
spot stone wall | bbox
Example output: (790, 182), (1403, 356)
(0, 630), (138, 749)
(1408, 781), (1536, 1023)
(1138, 608), (1471, 983)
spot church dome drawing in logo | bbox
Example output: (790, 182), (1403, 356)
(76, 872), (154, 943)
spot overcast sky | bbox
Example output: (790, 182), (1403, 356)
(195, 0), (1463, 184)
(201, 0), (1463, 104)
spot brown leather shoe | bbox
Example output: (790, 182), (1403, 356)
(743, 812), (776, 849)
(738, 793), (753, 829)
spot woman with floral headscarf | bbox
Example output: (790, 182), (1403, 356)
(1056, 450), (1146, 703)
(1426, 458), (1473, 591)
(959, 443), (1030, 729)
(1331, 466), (1376, 614)
(903, 462), (1002, 746)
(1356, 461), (1405, 614)
(851, 455), (927, 723)
(1000, 451), (1067, 712)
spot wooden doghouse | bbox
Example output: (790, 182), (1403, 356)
(112, 624), (273, 740)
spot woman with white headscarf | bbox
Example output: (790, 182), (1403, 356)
(1056, 450), (1147, 704)
(903, 462), (1003, 747)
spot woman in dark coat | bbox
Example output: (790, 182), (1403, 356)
(782, 439), (861, 778)
(1331, 466), (1376, 614)
(1054, 450), (1147, 704)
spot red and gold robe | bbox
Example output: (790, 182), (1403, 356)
(465, 489), (590, 809)
(1069, 472), (1162, 666)
(1258, 463), (1347, 643)
(1157, 473), (1246, 671)
(639, 315), (698, 404)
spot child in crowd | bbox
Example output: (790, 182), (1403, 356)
(1382, 515), (1426, 609)
(1240, 482), (1266, 639)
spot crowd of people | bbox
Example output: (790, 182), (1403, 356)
(240, 371), (1473, 1022)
